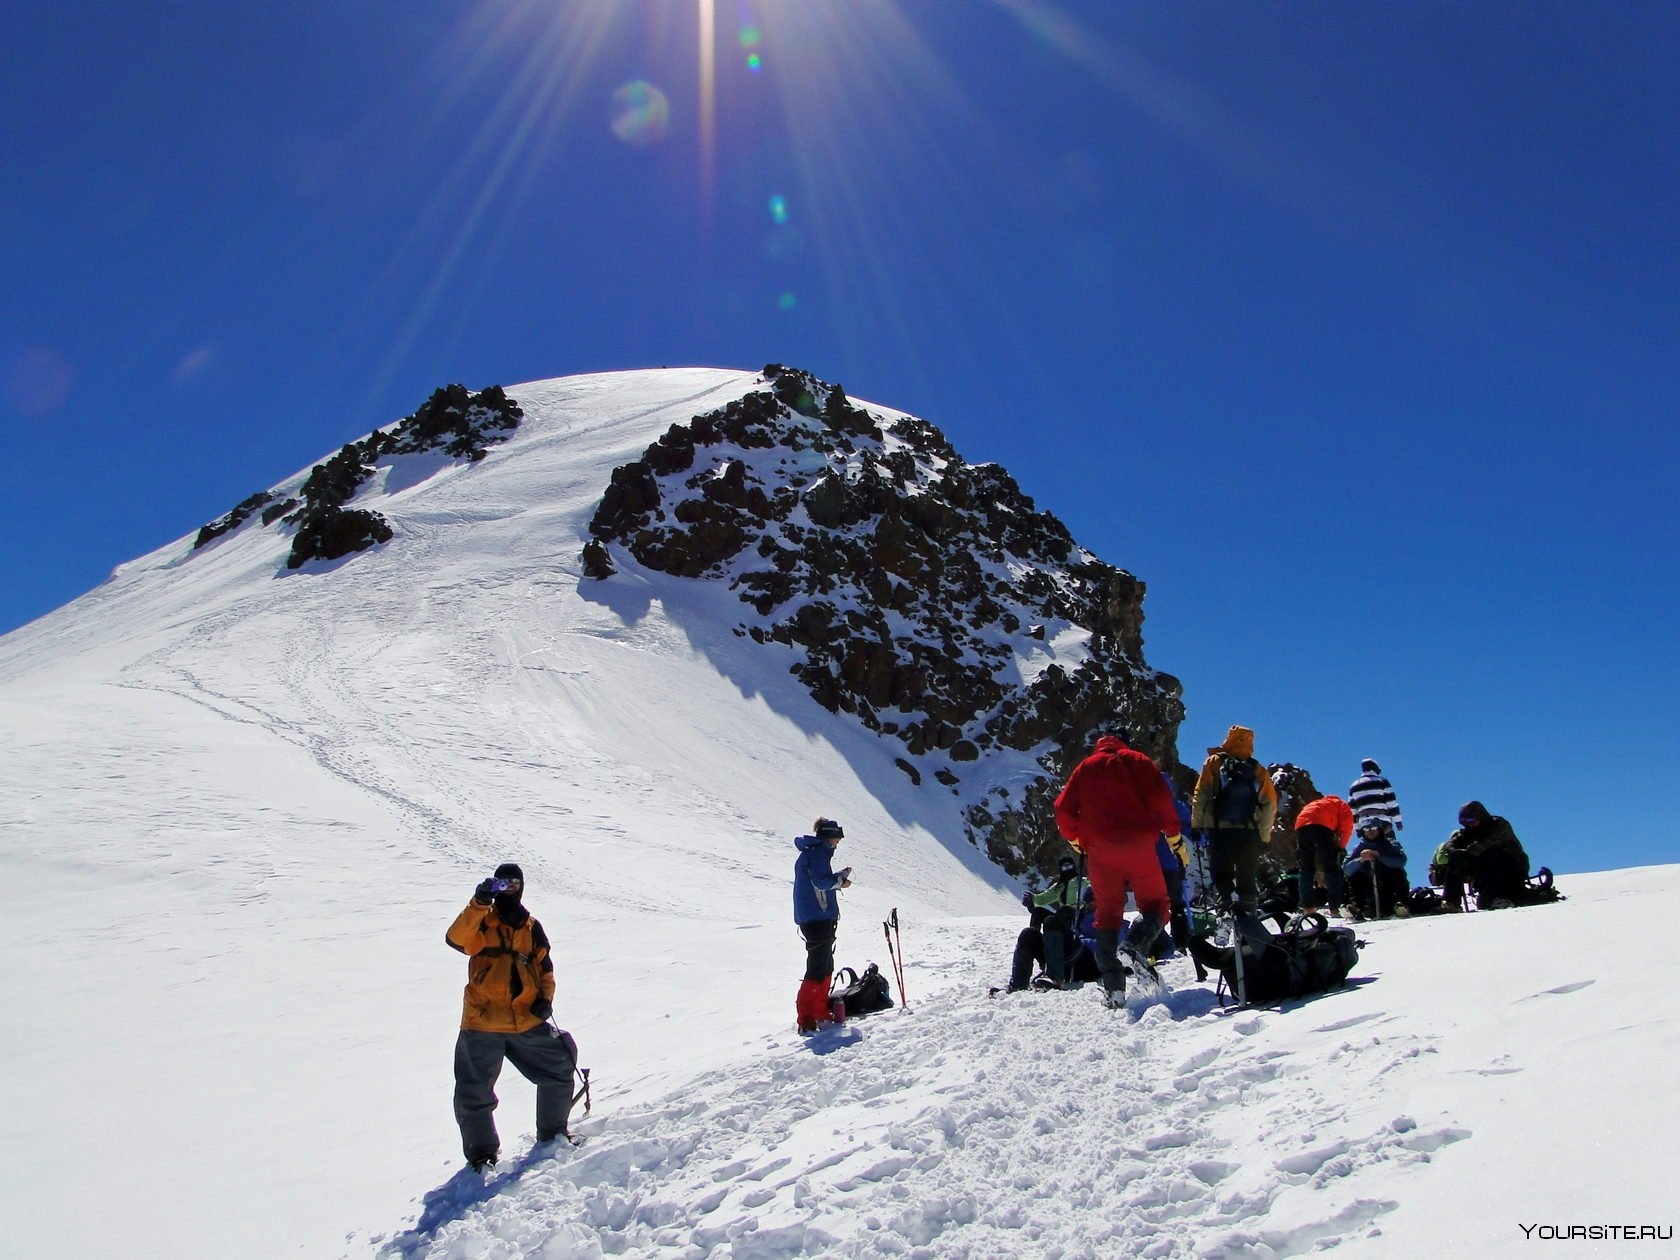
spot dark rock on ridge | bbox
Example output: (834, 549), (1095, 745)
(585, 365), (1184, 876)
(193, 384), (523, 569)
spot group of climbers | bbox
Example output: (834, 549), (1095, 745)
(995, 728), (1546, 997)
(435, 733), (1542, 1175)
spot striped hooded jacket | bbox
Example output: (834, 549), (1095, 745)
(1348, 759), (1404, 831)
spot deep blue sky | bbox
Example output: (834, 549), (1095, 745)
(4, 1), (1676, 874)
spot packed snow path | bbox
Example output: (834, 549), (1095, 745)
(378, 891), (1675, 1260)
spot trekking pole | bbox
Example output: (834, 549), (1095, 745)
(1371, 858), (1382, 922)
(1229, 899), (1248, 1007)
(884, 908), (910, 1008)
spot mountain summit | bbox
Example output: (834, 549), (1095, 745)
(582, 364), (1183, 873)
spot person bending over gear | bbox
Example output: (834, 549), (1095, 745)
(1054, 730), (1183, 1006)
(1431, 801), (1530, 910)
(1008, 855), (1089, 991)
(1192, 726), (1279, 905)
(1342, 820), (1410, 921)
(1293, 794), (1355, 912)
(446, 863), (577, 1172)
(793, 818), (852, 1034)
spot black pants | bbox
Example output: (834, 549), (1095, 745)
(799, 919), (837, 982)
(1295, 825), (1345, 909)
(453, 1024), (577, 1159)
(1206, 827), (1262, 904)
(1346, 864), (1409, 918)
(1443, 849), (1527, 908)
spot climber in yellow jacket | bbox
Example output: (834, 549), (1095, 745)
(445, 862), (577, 1171)
(1191, 725), (1278, 905)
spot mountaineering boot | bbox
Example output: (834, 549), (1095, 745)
(795, 979), (826, 1033)
(1094, 930), (1126, 1007)
(1122, 913), (1162, 965)
(467, 1146), (499, 1173)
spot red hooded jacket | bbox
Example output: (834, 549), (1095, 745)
(1053, 736), (1181, 852)
(1294, 795), (1355, 845)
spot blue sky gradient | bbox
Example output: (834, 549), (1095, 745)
(3, 1), (1676, 874)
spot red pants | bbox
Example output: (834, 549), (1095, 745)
(1085, 840), (1170, 932)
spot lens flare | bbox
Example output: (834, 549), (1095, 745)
(747, 53), (762, 72)
(777, 292), (798, 311)
(739, 27), (762, 47)
(769, 194), (789, 224)
(610, 80), (670, 146)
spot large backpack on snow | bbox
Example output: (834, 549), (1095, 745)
(830, 963), (894, 1017)
(1191, 910), (1360, 1006)
(1212, 755), (1262, 826)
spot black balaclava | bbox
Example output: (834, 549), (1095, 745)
(1057, 857), (1080, 884)
(493, 862), (528, 926)
(1458, 802), (1489, 829)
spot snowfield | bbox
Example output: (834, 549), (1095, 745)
(1, 369), (1672, 1258)
(374, 873), (1679, 1259)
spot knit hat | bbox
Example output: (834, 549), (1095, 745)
(494, 862), (525, 883)
(1458, 802), (1489, 826)
(1057, 856), (1079, 878)
(1361, 759), (1380, 773)
(814, 818), (844, 840)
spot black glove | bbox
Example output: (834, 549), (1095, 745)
(474, 879), (495, 904)
(1021, 890), (1035, 910)
(530, 997), (553, 1021)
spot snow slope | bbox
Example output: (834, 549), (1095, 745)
(1, 368), (1671, 1257)
(375, 869), (1678, 1259)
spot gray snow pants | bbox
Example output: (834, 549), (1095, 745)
(453, 1024), (577, 1159)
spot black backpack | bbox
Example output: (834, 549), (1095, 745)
(1192, 911), (1360, 1006)
(1407, 886), (1446, 916)
(1516, 867), (1564, 906)
(1212, 755), (1261, 826)
(830, 964), (894, 1017)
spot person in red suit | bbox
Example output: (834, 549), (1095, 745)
(1053, 730), (1184, 1005)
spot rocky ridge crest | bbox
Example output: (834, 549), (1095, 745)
(584, 366), (1184, 875)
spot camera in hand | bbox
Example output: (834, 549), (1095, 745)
(488, 877), (514, 893)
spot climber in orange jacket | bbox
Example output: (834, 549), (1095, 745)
(1293, 794), (1355, 912)
(445, 863), (576, 1171)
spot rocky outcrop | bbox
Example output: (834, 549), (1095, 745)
(584, 365), (1183, 876)
(1268, 762), (1323, 855)
(193, 384), (522, 568)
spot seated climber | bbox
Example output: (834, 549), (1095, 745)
(1430, 801), (1530, 910)
(1007, 856), (1090, 992)
(1342, 818), (1410, 920)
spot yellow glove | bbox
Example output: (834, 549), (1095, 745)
(1166, 833), (1188, 867)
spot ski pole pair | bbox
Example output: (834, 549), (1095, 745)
(882, 908), (910, 1009)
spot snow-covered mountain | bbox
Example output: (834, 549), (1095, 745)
(2, 367), (1672, 1258)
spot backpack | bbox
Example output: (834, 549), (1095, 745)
(830, 963), (894, 1017)
(1515, 866), (1564, 906)
(1192, 911), (1360, 1006)
(1406, 886), (1446, 916)
(1212, 755), (1261, 826)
